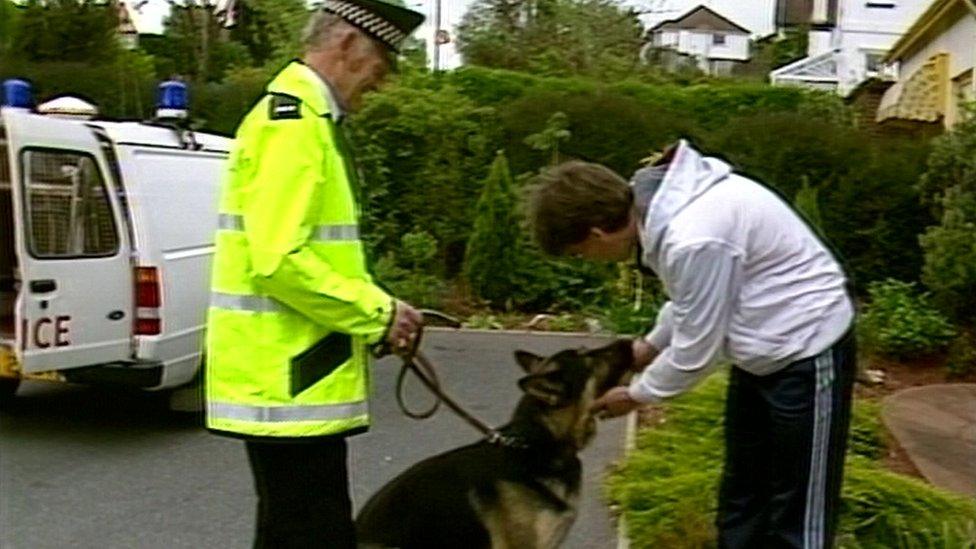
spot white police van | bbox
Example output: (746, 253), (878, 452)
(0, 79), (230, 406)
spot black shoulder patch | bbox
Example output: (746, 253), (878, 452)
(268, 93), (302, 120)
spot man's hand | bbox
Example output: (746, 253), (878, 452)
(632, 338), (658, 371)
(386, 300), (423, 355)
(591, 386), (643, 419)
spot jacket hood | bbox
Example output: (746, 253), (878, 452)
(634, 140), (732, 270)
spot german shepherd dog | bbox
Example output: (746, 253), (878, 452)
(356, 339), (634, 549)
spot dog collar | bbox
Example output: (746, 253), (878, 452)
(486, 431), (532, 450)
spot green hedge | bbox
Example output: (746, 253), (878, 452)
(4, 59), (938, 312)
(606, 374), (976, 548)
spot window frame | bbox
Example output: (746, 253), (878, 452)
(712, 33), (727, 46)
(18, 147), (121, 260)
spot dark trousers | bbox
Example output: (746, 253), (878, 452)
(245, 437), (356, 549)
(717, 331), (856, 549)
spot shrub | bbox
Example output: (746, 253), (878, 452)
(373, 230), (447, 309)
(606, 373), (976, 549)
(351, 81), (497, 277)
(703, 115), (932, 287)
(859, 279), (956, 358)
(793, 178), (823, 231)
(920, 186), (976, 323)
(587, 266), (664, 335)
(946, 330), (976, 378)
(917, 109), (976, 322)
(499, 88), (690, 177)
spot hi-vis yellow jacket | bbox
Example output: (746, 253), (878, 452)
(205, 61), (393, 438)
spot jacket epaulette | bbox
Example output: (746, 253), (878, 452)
(268, 93), (302, 120)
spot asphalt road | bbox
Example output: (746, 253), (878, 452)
(0, 330), (627, 549)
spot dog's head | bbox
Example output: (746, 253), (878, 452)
(513, 339), (634, 449)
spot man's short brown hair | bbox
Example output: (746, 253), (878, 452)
(529, 161), (633, 256)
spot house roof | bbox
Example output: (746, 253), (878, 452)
(884, 0), (976, 62)
(649, 5), (751, 34)
(117, 2), (138, 35)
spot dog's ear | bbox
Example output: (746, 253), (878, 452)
(588, 339), (634, 368)
(514, 350), (545, 373)
(518, 372), (565, 406)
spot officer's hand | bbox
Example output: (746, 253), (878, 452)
(387, 300), (423, 354)
(632, 339), (658, 371)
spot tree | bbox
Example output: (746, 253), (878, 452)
(7, 0), (120, 64)
(158, 2), (249, 83)
(0, 0), (21, 58)
(456, 0), (645, 79)
(464, 151), (523, 307)
(230, 0), (307, 67)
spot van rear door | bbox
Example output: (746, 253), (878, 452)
(5, 110), (133, 373)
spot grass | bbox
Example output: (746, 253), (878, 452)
(605, 372), (976, 549)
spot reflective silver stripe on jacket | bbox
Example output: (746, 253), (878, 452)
(208, 401), (368, 422)
(210, 292), (283, 313)
(217, 214), (358, 241)
(313, 224), (359, 241)
(217, 213), (244, 231)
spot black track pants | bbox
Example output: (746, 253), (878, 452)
(717, 331), (856, 549)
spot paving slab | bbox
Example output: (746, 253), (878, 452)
(881, 384), (976, 496)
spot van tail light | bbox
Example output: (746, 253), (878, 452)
(135, 267), (161, 336)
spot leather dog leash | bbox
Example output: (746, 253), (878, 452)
(392, 311), (517, 447)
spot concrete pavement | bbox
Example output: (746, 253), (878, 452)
(0, 330), (627, 548)
(881, 383), (976, 496)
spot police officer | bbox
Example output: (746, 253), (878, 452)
(205, 2), (425, 547)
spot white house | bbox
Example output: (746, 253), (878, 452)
(771, 0), (932, 94)
(644, 5), (752, 76)
(877, 0), (976, 129)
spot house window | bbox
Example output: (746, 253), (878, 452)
(712, 33), (726, 45)
(866, 2), (896, 8)
(865, 52), (885, 75)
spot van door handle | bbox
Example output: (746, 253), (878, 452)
(30, 279), (57, 293)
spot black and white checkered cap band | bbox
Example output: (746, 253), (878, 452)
(323, 0), (407, 50)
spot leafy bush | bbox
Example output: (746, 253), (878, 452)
(606, 373), (976, 549)
(918, 111), (976, 322)
(859, 279), (956, 358)
(702, 114), (931, 286)
(946, 331), (976, 378)
(373, 230), (447, 309)
(920, 187), (976, 323)
(351, 81), (497, 277)
(587, 266), (664, 335)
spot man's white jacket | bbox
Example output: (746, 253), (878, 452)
(629, 140), (854, 404)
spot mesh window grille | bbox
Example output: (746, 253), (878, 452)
(25, 151), (118, 257)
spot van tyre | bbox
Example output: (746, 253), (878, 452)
(168, 359), (204, 414)
(0, 377), (20, 402)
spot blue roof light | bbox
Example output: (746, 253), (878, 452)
(2, 79), (33, 109)
(157, 81), (188, 110)
(156, 80), (188, 120)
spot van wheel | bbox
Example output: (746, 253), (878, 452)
(0, 377), (20, 401)
(168, 361), (204, 414)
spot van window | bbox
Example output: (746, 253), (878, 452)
(22, 150), (119, 258)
